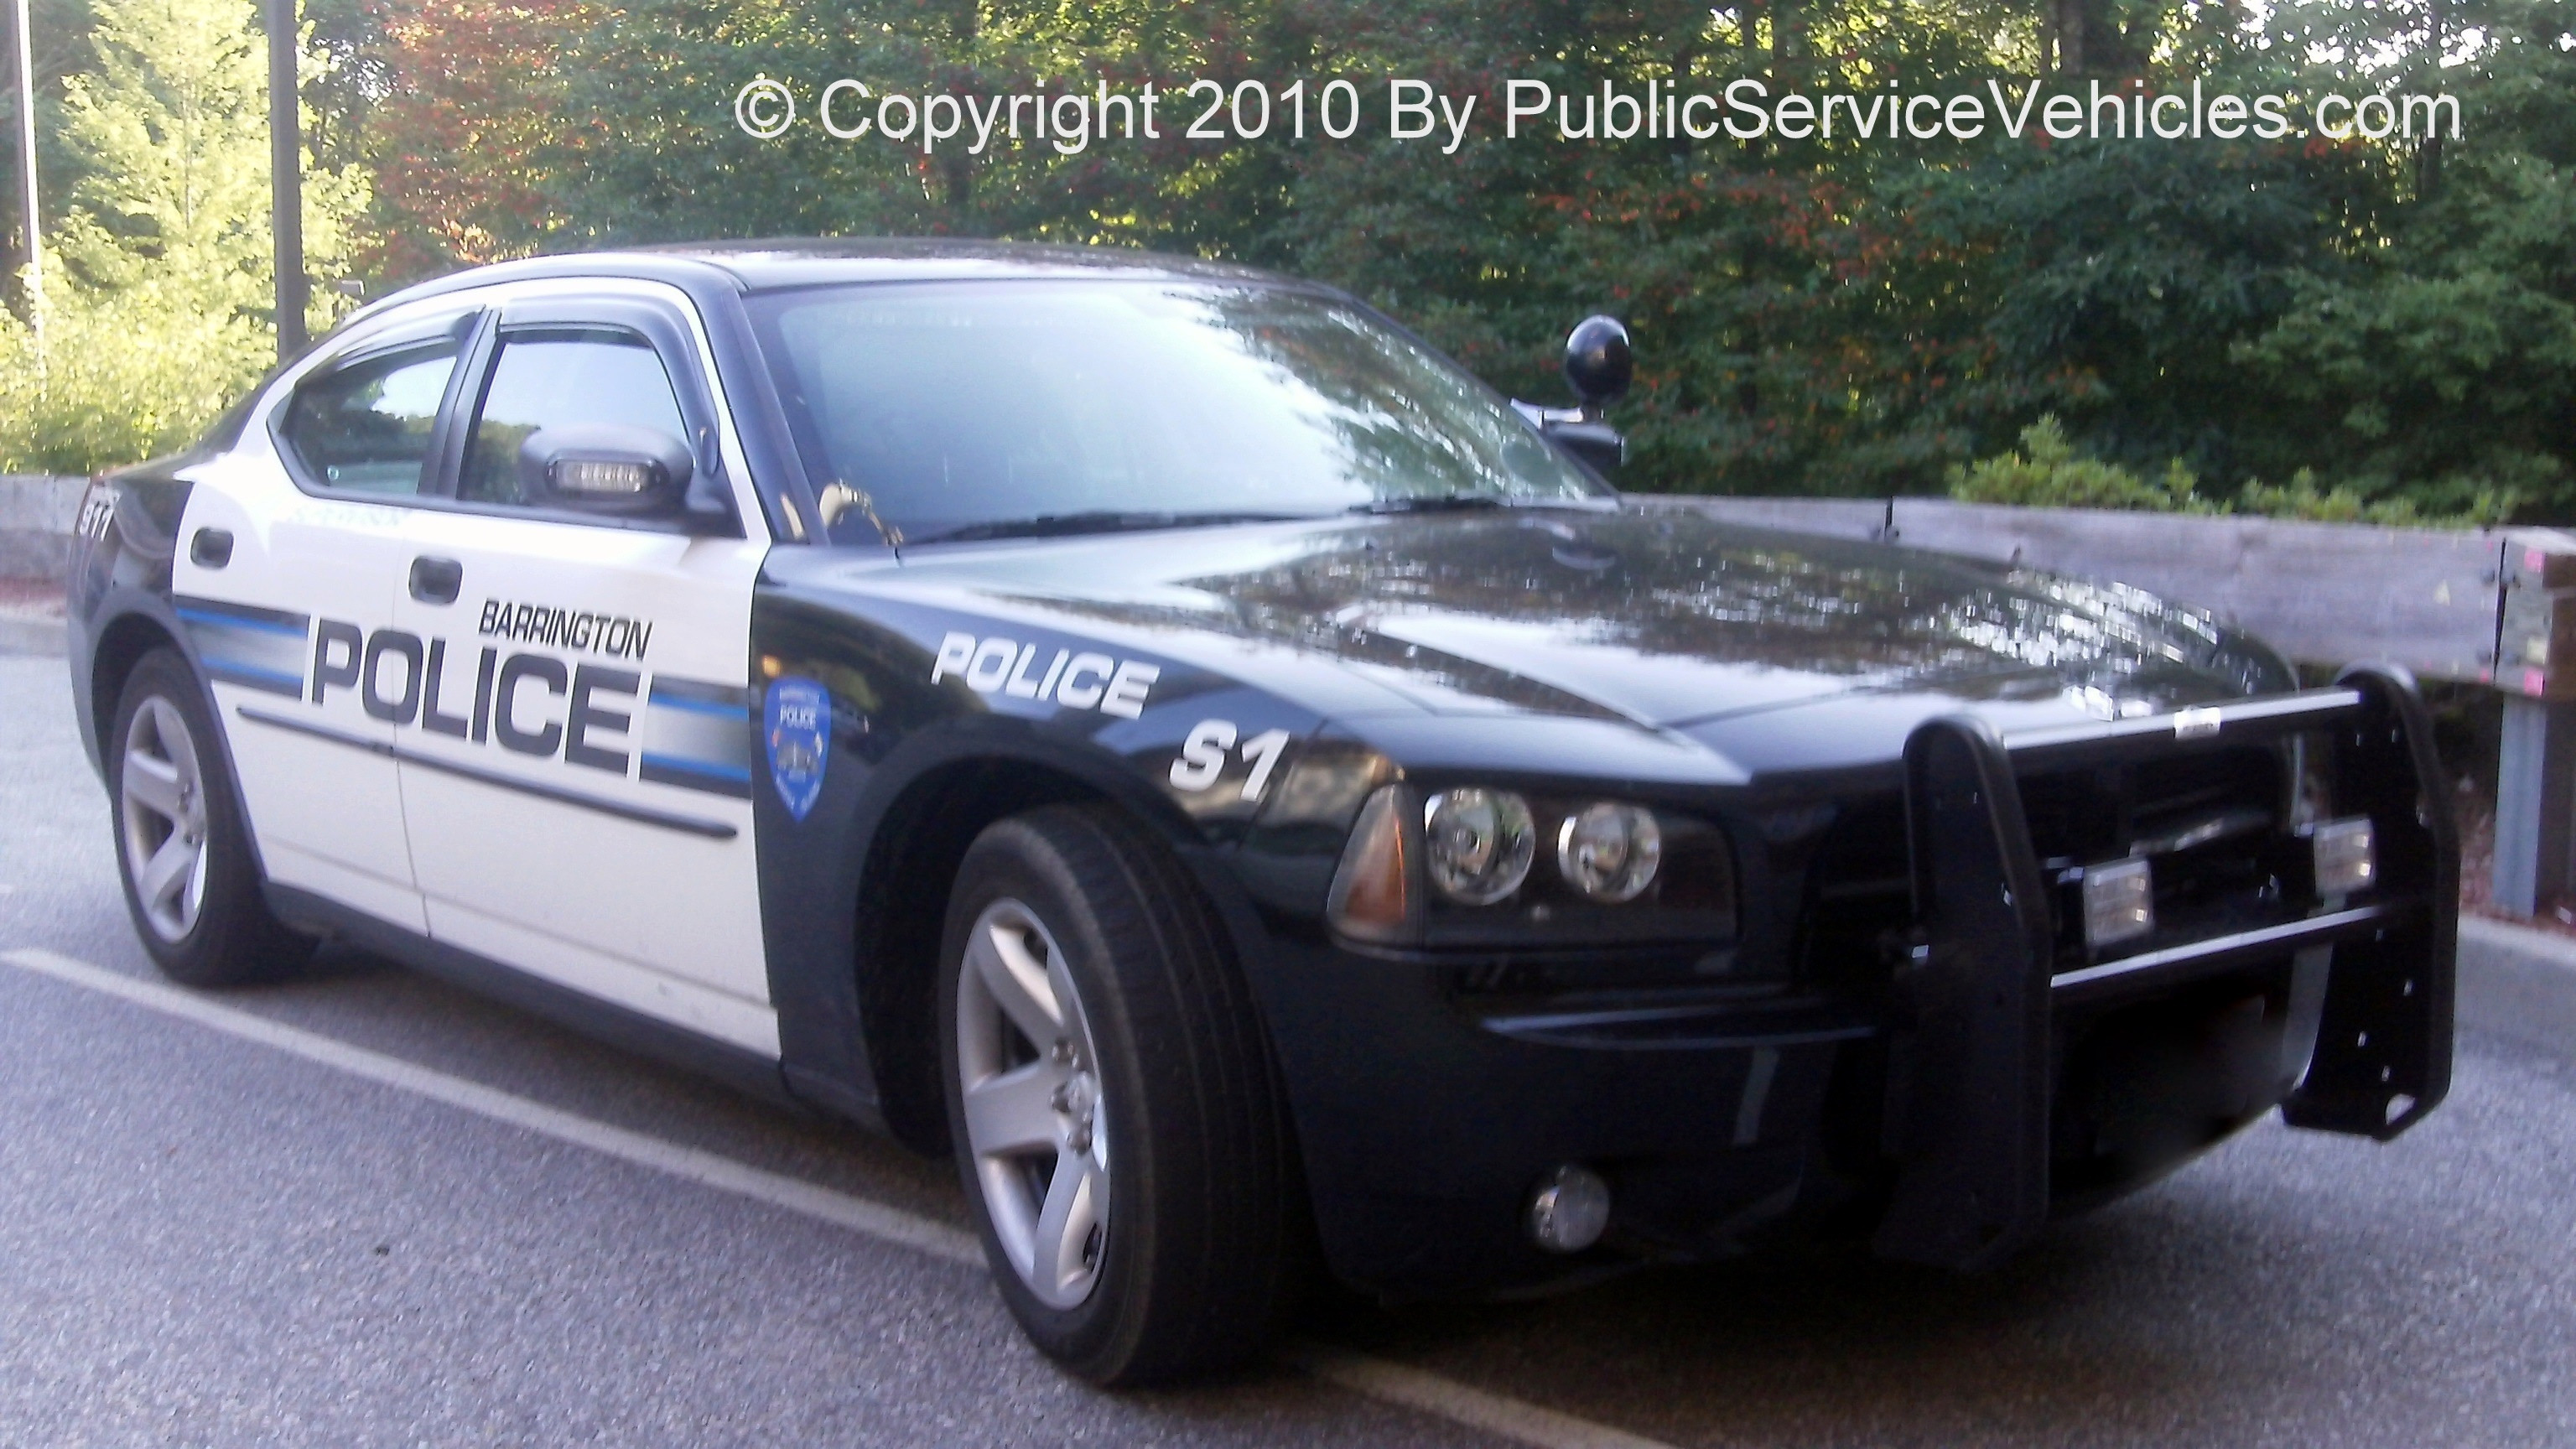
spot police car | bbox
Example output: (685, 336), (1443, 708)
(65, 242), (2457, 1384)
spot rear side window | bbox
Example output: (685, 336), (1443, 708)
(459, 328), (688, 508)
(278, 342), (460, 496)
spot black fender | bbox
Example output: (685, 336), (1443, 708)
(746, 586), (1319, 1142)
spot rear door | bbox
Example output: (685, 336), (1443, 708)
(174, 309), (479, 931)
(384, 288), (777, 1054)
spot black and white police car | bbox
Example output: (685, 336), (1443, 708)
(66, 242), (2457, 1384)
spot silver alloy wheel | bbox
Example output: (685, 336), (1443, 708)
(118, 694), (211, 943)
(955, 897), (1110, 1309)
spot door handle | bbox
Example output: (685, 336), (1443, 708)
(409, 556), (464, 605)
(189, 528), (234, 569)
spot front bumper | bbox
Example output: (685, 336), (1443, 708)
(1243, 667), (2455, 1297)
(1244, 930), (1867, 1297)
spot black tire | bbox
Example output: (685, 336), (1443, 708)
(106, 648), (314, 986)
(937, 804), (1301, 1385)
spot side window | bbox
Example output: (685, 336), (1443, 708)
(278, 342), (460, 496)
(460, 327), (689, 508)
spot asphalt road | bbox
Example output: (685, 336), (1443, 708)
(4, 651), (2573, 1448)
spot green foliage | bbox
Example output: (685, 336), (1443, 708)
(1, 0), (364, 474)
(0, 0), (99, 317)
(2227, 0), (2576, 517)
(1947, 417), (2212, 512)
(1946, 417), (2502, 526)
(53, 0), (278, 313)
(433, 0), (2563, 517)
(16, 0), (2573, 517)
(0, 289), (269, 472)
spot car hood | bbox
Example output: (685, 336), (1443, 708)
(870, 506), (2293, 733)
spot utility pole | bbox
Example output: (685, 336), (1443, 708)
(264, 0), (304, 358)
(9, 0), (42, 369)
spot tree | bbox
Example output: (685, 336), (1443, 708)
(2, 0), (100, 322)
(364, 0), (589, 278)
(2233, 0), (2576, 517)
(32, 0), (2576, 515)
(0, 0), (366, 471)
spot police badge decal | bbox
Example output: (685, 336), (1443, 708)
(764, 677), (831, 820)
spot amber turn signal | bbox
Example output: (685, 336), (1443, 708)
(1326, 786), (1415, 942)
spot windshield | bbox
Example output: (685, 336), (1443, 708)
(746, 280), (1607, 547)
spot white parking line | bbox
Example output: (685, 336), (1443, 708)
(1286, 1347), (1681, 1449)
(0, 947), (1682, 1449)
(0, 947), (984, 1265)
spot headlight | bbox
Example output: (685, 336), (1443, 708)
(1424, 788), (1536, 905)
(1323, 783), (1735, 948)
(1558, 802), (1660, 902)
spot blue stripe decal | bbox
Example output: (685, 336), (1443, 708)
(647, 692), (750, 718)
(205, 659), (306, 691)
(178, 607), (308, 639)
(641, 753), (753, 784)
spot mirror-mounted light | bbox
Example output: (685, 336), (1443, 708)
(554, 458), (654, 496)
(519, 423), (694, 517)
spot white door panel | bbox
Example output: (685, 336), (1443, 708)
(388, 511), (771, 1016)
(173, 456), (427, 930)
(366, 291), (776, 1046)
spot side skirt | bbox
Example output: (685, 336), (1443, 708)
(264, 881), (820, 1118)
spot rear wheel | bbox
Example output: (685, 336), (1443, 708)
(108, 649), (312, 985)
(937, 805), (1300, 1384)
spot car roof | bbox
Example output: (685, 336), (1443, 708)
(371, 238), (1292, 314)
(644, 237), (1287, 290)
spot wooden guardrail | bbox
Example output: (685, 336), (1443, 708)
(1636, 495), (2576, 919)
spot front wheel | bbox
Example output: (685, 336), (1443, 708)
(937, 805), (1301, 1384)
(108, 648), (313, 985)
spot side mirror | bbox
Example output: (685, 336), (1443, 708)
(519, 423), (693, 518)
(1562, 315), (1632, 410)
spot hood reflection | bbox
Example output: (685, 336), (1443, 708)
(899, 508), (2293, 726)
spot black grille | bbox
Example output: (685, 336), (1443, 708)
(1799, 794), (1911, 988)
(1799, 743), (2301, 981)
(2016, 746), (2284, 866)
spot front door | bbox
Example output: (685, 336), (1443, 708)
(386, 293), (776, 1054)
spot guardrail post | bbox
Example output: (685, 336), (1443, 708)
(2492, 536), (2576, 918)
(2493, 699), (2576, 916)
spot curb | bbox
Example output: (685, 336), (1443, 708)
(2458, 916), (2576, 1062)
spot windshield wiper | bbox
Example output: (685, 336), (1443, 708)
(1348, 493), (1509, 516)
(906, 510), (1308, 546)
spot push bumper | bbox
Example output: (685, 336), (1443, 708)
(1877, 663), (2457, 1269)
